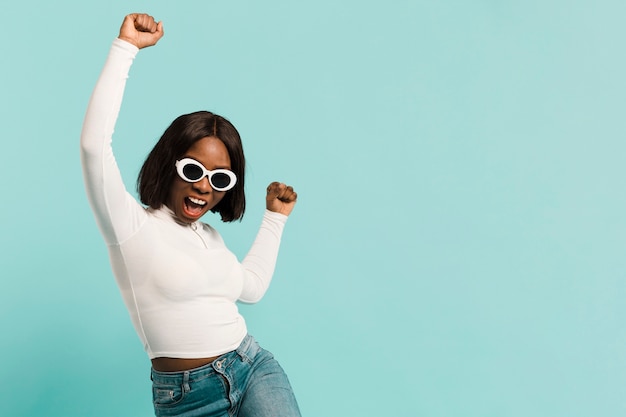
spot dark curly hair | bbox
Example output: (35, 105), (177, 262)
(137, 111), (246, 222)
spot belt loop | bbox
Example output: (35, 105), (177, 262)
(235, 341), (245, 361)
(182, 371), (191, 393)
(236, 334), (254, 362)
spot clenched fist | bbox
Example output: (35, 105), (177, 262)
(266, 182), (298, 216)
(118, 13), (164, 49)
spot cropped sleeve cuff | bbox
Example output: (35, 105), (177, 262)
(263, 209), (288, 224)
(112, 38), (139, 57)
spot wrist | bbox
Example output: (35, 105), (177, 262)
(118, 36), (138, 47)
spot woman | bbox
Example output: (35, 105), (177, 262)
(81, 13), (301, 417)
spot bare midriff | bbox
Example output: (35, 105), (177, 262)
(151, 356), (220, 372)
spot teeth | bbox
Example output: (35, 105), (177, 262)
(188, 197), (206, 206)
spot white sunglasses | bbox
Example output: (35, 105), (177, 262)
(175, 158), (237, 192)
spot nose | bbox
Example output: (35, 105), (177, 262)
(192, 176), (212, 193)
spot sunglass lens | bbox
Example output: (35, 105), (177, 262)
(182, 163), (203, 181)
(211, 173), (232, 189)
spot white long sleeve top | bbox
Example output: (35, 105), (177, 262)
(80, 39), (287, 359)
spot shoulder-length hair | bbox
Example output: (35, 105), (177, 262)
(137, 111), (246, 222)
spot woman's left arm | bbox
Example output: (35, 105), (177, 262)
(238, 182), (297, 303)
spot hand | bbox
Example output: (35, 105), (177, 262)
(118, 13), (164, 49)
(266, 182), (298, 216)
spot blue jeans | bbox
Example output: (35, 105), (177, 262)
(150, 335), (301, 417)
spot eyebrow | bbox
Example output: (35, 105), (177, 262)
(183, 156), (231, 170)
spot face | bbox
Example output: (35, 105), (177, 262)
(166, 136), (232, 223)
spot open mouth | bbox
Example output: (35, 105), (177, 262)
(183, 196), (207, 218)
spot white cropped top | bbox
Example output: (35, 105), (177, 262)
(80, 39), (288, 359)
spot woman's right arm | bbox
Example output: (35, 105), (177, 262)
(80, 14), (164, 245)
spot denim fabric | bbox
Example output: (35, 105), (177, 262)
(150, 335), (301, 417)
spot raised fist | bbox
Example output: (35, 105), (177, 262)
(266, 182), (298, 216)
(118, 13), (164, 49)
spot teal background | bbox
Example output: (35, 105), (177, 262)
(1, 0), (626, 416)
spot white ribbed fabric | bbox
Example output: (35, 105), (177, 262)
(81, 39), (287, 359)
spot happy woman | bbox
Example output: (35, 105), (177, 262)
(80, 13), (301, 417)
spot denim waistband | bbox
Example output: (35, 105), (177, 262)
(150, 334), (258, 385)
